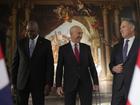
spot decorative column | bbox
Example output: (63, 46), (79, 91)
(99, 33), (107, 80)
(114, 8), (120, 39)
(102, 7), (112, 79)
(23, 3), (31, 38)
(132, 11), (136, 22)
(93, 46), (99, 64)
(25, 0), (32, 22)
(25, 7), (30, 22)
(91, 30), (100, 65)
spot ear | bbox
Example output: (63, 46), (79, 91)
(130, 25), (135, 32)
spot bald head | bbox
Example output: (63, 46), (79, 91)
(70, 26), (81, 34)
(26, 21), (39, 39)
(70, 25), (83, 43)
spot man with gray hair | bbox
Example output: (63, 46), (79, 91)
(109, 18), (140, 105)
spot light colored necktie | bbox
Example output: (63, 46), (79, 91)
(74, 44), (80, 63)
(123, 40), (129, 62)
(29, 39), (35, 57)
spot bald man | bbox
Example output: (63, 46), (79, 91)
(11, 21), (54, 105)
(55, 25), (99, 105)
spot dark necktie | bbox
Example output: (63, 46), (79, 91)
(74, 44), (80, 63)
(29, 39), (35, 57)
(123, 40), (129, 62)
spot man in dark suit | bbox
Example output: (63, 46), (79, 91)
(55, 25), (99, 105)
(11, 21), (54, 105)
(109, 18), (140, 105)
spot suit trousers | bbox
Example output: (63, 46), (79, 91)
(111, 86), (127, 105)
(16, 79), (45, 105)
(64, 80), (92, 105)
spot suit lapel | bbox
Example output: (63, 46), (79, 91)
(126, 37), (139, 62)
(120, 40), (124, 63)
(24, 38), (30, 57)
(79, 43), (83, 64)
(31, 36), (42, 57)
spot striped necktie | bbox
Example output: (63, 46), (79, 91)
(123, 40), (129, 62)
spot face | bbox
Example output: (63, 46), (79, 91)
(120, 21), (134, 39)
(70, 26), (83, 43)
(26, 24), (38, 39)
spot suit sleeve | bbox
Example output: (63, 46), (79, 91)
(88, 46), (99, 85)
(109, 45), (117, 74)
(11, 44), (19, 88)
(55, 47), (64, 87)
(46, 41), (54, 87)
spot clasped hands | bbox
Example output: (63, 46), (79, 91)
(112, 63), (124, 73)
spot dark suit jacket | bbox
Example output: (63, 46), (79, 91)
(11, 36), (54, 90)
(109, 36), (140, 97)
(56, 42), (99, 92)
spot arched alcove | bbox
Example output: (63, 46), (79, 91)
(45, 18), (102, 76)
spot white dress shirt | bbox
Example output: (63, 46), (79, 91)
(70, 41), (80, 53)
(123, 36), (135, 56)
(29, 35), (39, 48)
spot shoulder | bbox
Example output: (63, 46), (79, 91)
(111, 39), (123, 54)
(38, 36), (51, 45)
(113, 38), (123, 48)
(80, 43), (90, 48)
(39, 36), (51, 42)
(60, 42), (70, 48)
(58, 43), (70, 52)
(17, 37), (28, 45)
(134, 36), (140, 43)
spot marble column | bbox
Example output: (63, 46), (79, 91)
(97, 7), (108, 80)
(93, 46), (99, 64)
(99, 35), (107, 80)
(132, 8), (138, 26)
(114, 8), (120, 39)
(102, 7), (112, 79)
(91, 32), (100, 65)
(25, 7), (30, 22)
(25, 0), (33, 21)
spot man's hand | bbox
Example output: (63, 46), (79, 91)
(11, 85), (17, 95)
(112, 63), (124, 73)
(56, 87), (64, 96)
(93, 85), (99, 92)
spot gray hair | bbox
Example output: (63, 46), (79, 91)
(121, 18), (136, 30)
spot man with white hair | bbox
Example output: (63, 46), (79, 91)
(56, 25), (99, 105)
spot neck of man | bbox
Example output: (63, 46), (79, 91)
(29, 35), (38, 40)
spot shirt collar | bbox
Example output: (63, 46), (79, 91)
(70, 41), (79, 47)
(30, 35), (39, 41)
(124, 36), (135, 43)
